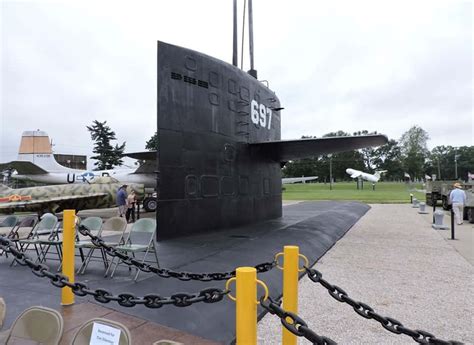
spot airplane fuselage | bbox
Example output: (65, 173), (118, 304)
(346, 168), (380, 183)
(13, 169), (155, 188)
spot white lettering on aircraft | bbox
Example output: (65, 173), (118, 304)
(251, 100), (272, 130)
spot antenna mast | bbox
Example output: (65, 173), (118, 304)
(247, 0), (257, 78)
(232, 0), (238, 66)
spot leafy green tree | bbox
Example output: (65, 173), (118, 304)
(372, 139), (404, 180)
(427, 145), (452, 179)
(87, 120), (125, 170)
(353, 130), (378, 170)
(146, 132), (158, 151)
(427, 145), (474, 180)
(399, 125), (430, 180)
(456, 146), (474, 180)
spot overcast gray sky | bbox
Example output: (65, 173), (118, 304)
(1, 0), (472, 167)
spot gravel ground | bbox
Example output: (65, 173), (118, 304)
(258, 204), (473, 344)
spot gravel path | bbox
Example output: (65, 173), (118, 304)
(258, 204), (473, 344)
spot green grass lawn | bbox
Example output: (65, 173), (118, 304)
(282, 182), (425, 203)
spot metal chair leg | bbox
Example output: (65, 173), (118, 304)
(104, 256), (115, 277)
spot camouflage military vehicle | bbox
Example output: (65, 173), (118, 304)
(464, 187), (474, 223)
(425, 180), (457, 206)
(0, 176), (144, 214)
(439, 181), (474, 210)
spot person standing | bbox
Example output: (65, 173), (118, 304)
(116, 184), (128, 218)
(449, 182), (467, 225)
(126, 190), (137, 223)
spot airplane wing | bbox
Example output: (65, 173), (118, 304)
(0, 161), (48, 175)
(282, 176), (318, 184)
(123, 151), (157, 160)
(249, 135), (388, 162)
(122, 151), (158, 174)
(0, 193), (108, 213)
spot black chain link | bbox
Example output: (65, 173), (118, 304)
(260, 296), (337, 345)
(0, 235), (228, 308)
(78, 225), (276, 281)
(305, 267), (463, 345)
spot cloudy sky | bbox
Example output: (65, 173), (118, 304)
(1, 0), (472, 167)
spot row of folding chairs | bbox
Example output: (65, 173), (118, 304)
(0, 304), (182, 345)
(0, 305), (133, 344)
(0, 214), (159, 281)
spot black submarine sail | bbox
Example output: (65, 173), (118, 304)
(156, 1), (387, 239)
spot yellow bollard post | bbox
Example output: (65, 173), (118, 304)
(61, 209), (75, 305)
(236, 267), (257, 345)
(282, 246), (299, 345)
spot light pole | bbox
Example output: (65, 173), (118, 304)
(454, 151), (459, 179)
(437, 159), (441, 180)
(328, 154), (333, 190)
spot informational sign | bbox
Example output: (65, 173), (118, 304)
(89, 322), (121, 345)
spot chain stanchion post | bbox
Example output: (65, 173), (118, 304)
(450, 208), (455, 240)
(236, 267), (257, 345)
(61, 209), (75, 305)
(282, 246), (299, 345)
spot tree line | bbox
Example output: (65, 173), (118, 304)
(283, 126), (473, 182)
(87, 121), (473, 182)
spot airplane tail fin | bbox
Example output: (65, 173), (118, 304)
(374, 170), (388, 179)
(17, 130), (75, 172)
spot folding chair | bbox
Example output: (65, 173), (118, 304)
(100, 217), (128, 277)
(16, 213), (58, 263)
(75, 217), (105, 274)
(7, 216), (36, 240)
(0, 215), (18, 236)
(0, 306), (63, 345)
(70, 318), (131, 345)
(109, 218), (159, 281)
(0, 216), (18, 257)
(37, 220), (64, 264)
(2, 216), (37, 259)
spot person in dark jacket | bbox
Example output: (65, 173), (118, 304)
(116, 184), (128, 217)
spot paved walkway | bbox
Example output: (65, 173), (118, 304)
(258, 204), (473, 344)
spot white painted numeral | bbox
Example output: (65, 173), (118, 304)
(266, 108), (272, 129)
(259, 104), (267, 127)
(250, 99), (272, 130)
(251, 100), (259, 125)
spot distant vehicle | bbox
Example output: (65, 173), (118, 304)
(0, 176), (144, 215)
(439, 181), (474, 211)
(345, 168), (387, 183)
(282, 176), (318, 184)
(0, 130), (157, 211)
(464, 187), (474, 223)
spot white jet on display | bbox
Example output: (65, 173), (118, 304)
(345, 168), (387, 183)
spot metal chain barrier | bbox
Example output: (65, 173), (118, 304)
(78, 225), (276, 281)
(260, 296), (337, 345)
(305, 267), (463, 345)
(0, 236), (228, 308)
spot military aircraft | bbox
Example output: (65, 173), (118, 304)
(0, 130), (157, 211)
(0, 130), (156, 188)
(0, 176), (144, 215)
(346, 168), (387, 183)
